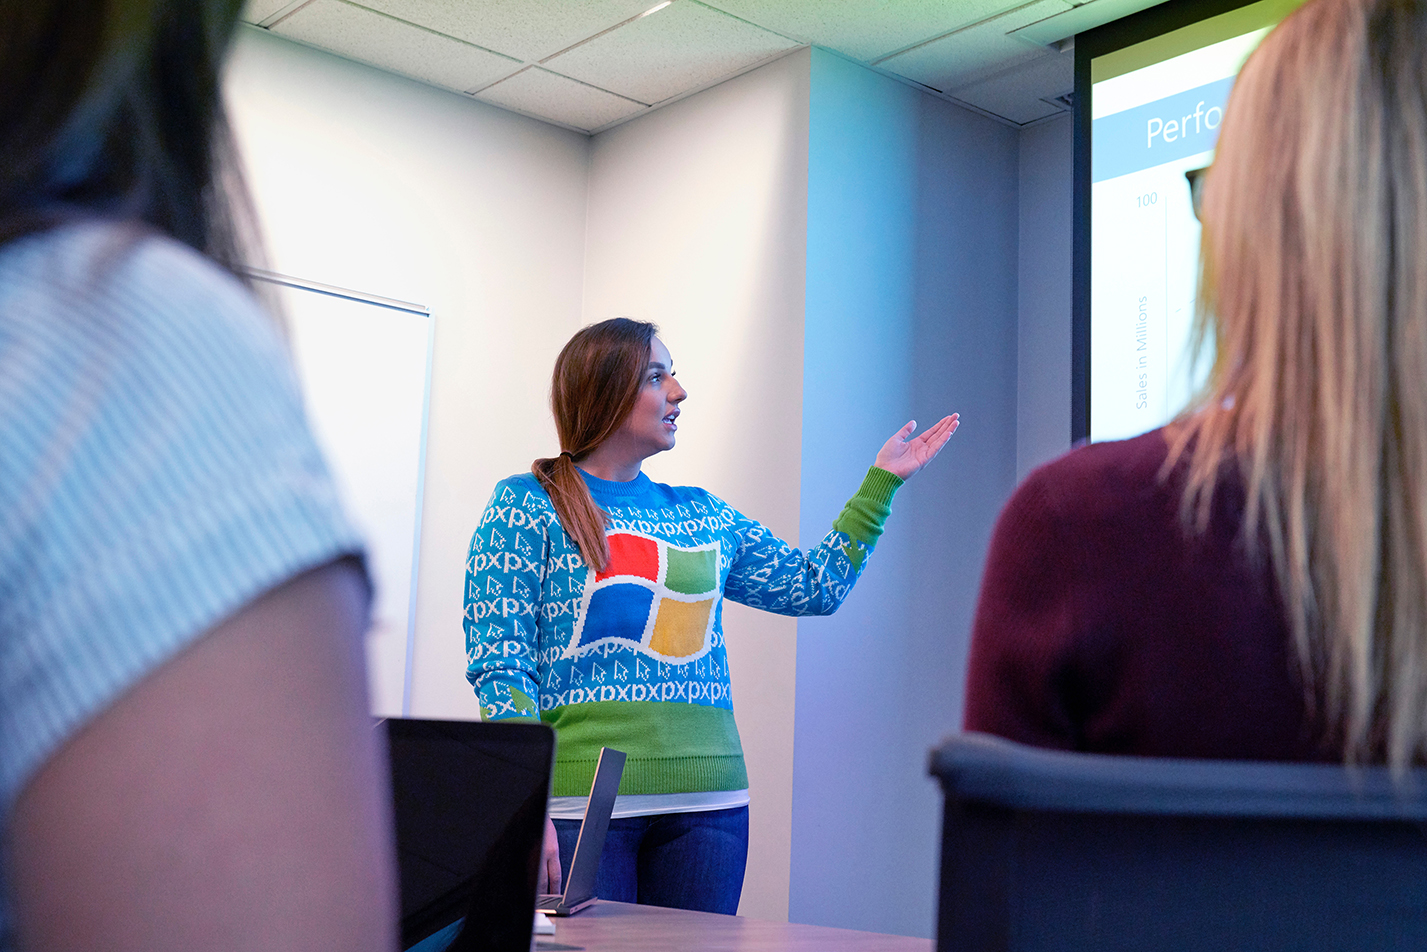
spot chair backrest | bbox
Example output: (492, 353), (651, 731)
(929, 732), (1427, 952)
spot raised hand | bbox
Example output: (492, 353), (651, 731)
(874, 414), (960, 480)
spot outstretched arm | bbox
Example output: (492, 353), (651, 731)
(8, 561), (399, 952)
(724, 414), (959, 615)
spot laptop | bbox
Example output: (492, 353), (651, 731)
(384, 718), (554, 952)
(536, 746), (626, 917)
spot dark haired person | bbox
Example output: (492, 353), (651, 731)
(967, 0), (1427, 771)
(465, 318), (958, 913)
(1, 1), (397, 949)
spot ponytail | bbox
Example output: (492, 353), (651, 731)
(532, 451), (611, 572)
(533, 318), (657, 572)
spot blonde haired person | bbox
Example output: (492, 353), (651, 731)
(966, 0), (1427, 771)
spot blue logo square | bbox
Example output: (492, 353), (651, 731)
(576, 583), (654, 649)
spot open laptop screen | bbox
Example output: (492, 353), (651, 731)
(385, 718), (554, 952)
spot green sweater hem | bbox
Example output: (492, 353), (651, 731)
(542, 700), (748, 796)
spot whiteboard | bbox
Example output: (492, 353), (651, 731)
(253, 272), (433, 718)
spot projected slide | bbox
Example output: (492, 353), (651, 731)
(1090, 31), (1267, 442)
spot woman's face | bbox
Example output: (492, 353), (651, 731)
(616, 336), (687, 460)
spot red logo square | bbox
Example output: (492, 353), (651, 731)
(595, 532), (659, 583)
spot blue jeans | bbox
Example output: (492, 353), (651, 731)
(553, 806), (748, 914)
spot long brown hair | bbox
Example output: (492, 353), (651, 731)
(1170, 0), (1427, 770)
(533, 318), (658, 572)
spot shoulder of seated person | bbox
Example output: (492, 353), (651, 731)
(4, 221), (282, 381)
(5, 220), (254, 318)
(1015, 429), (1174, 518)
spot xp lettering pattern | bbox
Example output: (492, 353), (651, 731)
(464, 467), (901, 796)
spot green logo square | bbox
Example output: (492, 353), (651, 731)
(664, 546), (717, 595)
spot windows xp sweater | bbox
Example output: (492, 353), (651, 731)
(465, 465), (902, 797)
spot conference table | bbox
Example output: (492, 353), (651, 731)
(537, 900), (934, 951)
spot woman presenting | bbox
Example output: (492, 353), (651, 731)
(465, 318), (956, 913)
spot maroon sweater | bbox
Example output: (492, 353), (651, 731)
(965, 429), (1332, 761)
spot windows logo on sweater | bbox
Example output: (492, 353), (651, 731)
(565, 531), (721, 663)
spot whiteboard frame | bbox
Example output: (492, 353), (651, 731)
(247, 268), (434, 716)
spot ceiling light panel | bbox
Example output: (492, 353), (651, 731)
(704, 0), (1029, 62)
(353, 0), (655, 62)
(543, 0), (800, 106)
(476, 68), (648, 132)
(878, 0), (1070, 91)
(272, 0), (521, 93)
(949, 48), (1074, 124)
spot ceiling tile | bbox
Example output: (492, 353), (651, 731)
(476, 68), (647, 132)
(704, 0), (1026, 62)
(271, 0), (521, 93)
(241, 0), (297, 24)
(543, 0), (800, 105)
(949, 48), (1074, 124)
(878, 0), (1071, 91)
(351, 0), (655, 62)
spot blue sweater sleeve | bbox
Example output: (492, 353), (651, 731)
(464, 478), (550, 721)
(721, 467), (902, 616)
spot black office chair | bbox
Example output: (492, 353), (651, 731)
(929, 732), (1427, 952)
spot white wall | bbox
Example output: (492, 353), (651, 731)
(1016, 115), (1074, 480)
(791, 49), (1020, 939)
(581, 48), (812, 924)
(224, 27), (592, 721)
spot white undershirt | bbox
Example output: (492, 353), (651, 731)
(548, 788), (750, 820)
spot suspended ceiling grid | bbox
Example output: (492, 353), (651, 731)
(241, 0), (1169, 133)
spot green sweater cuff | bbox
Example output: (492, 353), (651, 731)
(831, 466), (903, 565)
(857, 465), (903, 509)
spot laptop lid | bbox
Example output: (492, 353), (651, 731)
(543, 746), (626, 915)
(384, 718), (554, 952)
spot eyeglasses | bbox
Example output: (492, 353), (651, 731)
(1185, 166), (1209, 222)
